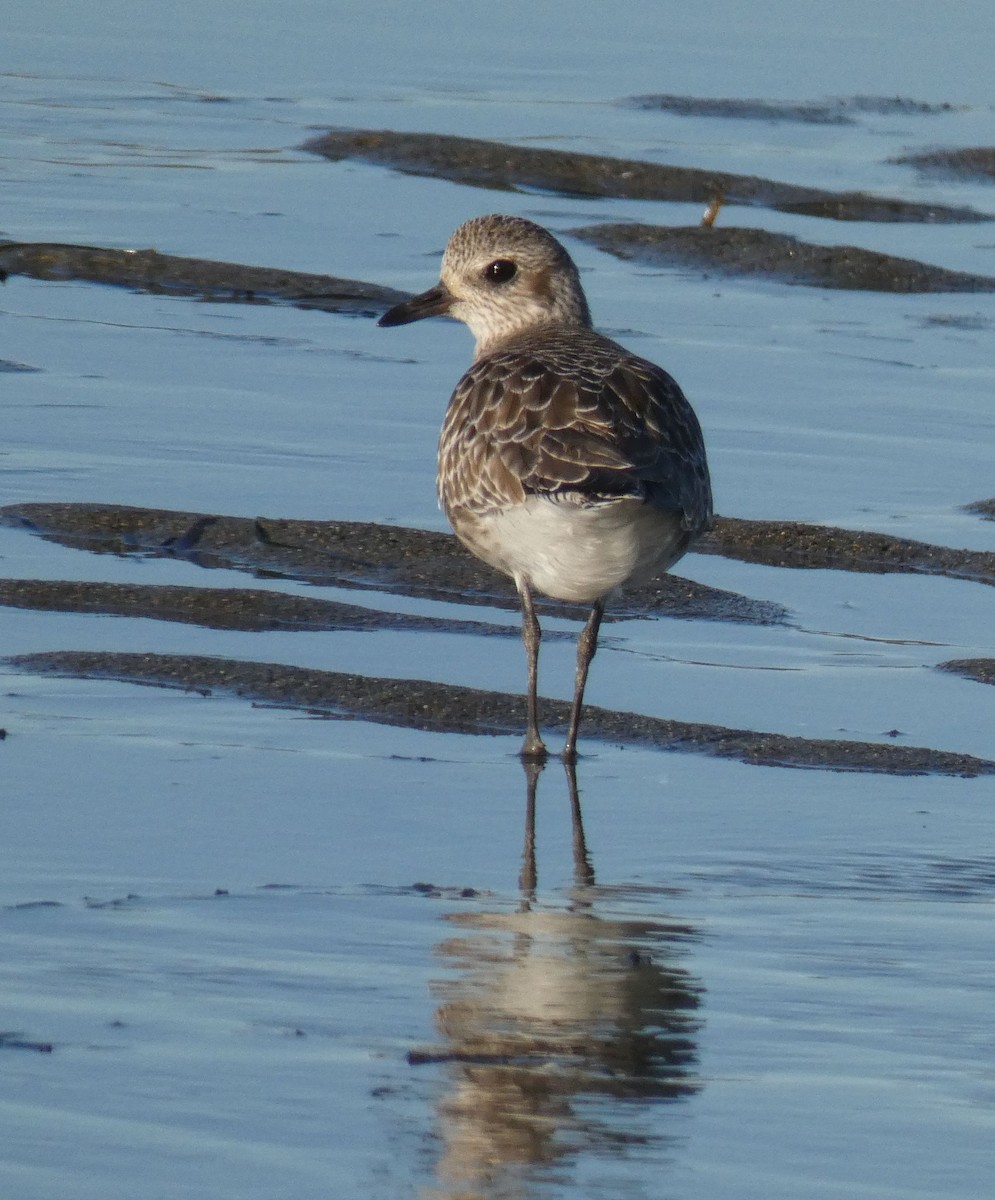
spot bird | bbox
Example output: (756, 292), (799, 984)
(378, 214), (712, 762)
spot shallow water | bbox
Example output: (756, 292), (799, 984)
(3, 4), (995, 1198)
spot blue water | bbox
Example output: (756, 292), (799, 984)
(3, 4), (995, 1198)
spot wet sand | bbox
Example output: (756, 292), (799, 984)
(9, 649), (992, 776)
(891, 146), (995, 181)
(4, 499), (995, 777)
(0, 242), (409, 315)
(571, 222), (995, 293)
(0, 578), (528, 638)
(621, 94), (964, 123)
(0, 502), (787, 625)
(5, 214), (992, 334)
(964, 497), (995, 520)
(938, 658), (995, 687)
(5, 224), (990, 335)
(6, 31), (995, 1200)
(5, 502), (994, 600)
(701, 516), (995, 583)
(304, 128), (992, 224)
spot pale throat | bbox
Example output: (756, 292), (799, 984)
(463, 294), (592, 359)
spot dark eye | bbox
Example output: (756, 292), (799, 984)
(483, 258), (517, 284)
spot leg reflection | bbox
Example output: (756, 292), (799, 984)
(416, 760), (705, 1197)
(563, 758), (595, 893)
(519, 757), (594, 906)
(518, 758), (541, 903)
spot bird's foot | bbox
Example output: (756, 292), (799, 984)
(520, 733), (549, 763)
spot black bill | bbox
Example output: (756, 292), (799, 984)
(377, 282), (453, 327)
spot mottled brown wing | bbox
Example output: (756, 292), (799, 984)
(438, 341), (712, 534)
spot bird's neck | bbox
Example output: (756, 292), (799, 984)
(472, 315), (592, 360)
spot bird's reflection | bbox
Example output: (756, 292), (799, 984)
(415, 760), (703, 1198)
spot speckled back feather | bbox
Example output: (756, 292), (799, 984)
(438, 325), (713, 535)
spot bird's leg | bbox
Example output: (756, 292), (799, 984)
(563, 598), (606, 763)
(518, 579), (547, 760)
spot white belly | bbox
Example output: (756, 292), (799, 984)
(449, 495), (687, 604)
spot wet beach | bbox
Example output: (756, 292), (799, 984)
(3, 4), (995, 1198)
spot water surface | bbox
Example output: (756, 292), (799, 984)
(3, 4), (995, 1198)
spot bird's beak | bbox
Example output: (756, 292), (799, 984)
(377, 282), (453, 327)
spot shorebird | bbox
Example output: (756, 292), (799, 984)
(379, 214), (712, 762)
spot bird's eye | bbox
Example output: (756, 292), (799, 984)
(483, 258), (517, 284)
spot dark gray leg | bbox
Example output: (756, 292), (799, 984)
(563, 599), (606, 762)
(518, 579), (547, 760)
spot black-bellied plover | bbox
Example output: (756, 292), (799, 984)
(379, 214), (712, 762)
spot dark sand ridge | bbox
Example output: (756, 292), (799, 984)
(964, 498), (995, 520)
(939, 659), (995, 687)
(5, 503), (993, 774)
(4, 503), (995, 598)
(891, 147), (995, 182)
(303, 129), (991, 224)
(4, 229), (992, 312)
(570, 223), (995, 293)
(702, 517), (995, 583)
(621, 94), (965, 124)
(0, 242), (407, 315)
(0, 503), (787, 627)
(4, 227), (993, 311)
(0, 578), (537, 639)
(8, 650), (993, 778)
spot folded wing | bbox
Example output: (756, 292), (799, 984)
(439, 335), (713, 535)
